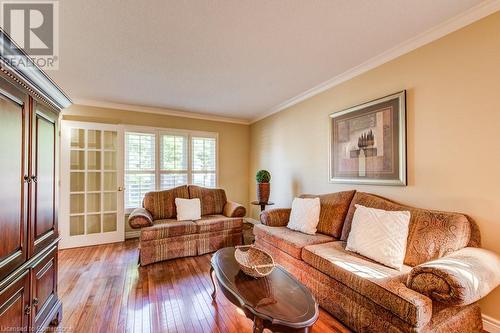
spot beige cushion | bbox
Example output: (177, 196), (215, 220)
(175, 198), (201, 221)
(253, 224), (334, 259)
(302, 241), (432, 327)
(346, 204), (410, 270)
(287, 197), (321, 235)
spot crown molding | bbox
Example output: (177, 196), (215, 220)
(0, 29), (72, 110)
(251, 0), (500, 124)
(72, 98), (251, 125)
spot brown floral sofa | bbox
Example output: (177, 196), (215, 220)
(255, 191), (500, 333)
(128, 185), (246, 266)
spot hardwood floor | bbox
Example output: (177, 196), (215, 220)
(58, 239), (351, 333)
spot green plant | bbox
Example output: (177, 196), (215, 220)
(256, 170), (271, 183)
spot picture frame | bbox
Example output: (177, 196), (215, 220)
(329, 91), (407, 186)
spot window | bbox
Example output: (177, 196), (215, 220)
(124, 129), (217, 209)
(124, 132), (156, 208)
(160, 134), (188, 189)
(192, 137), (216, 187)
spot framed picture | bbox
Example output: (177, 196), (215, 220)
(329, 91), (407, 186)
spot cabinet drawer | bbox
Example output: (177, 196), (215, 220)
(31, 246), (58, 331)
(0, 270), (30, 332)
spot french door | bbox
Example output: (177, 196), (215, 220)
(60, 121), (124, 248)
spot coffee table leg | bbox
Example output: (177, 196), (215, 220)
(210, 266), (216, 300)
(252, 317), (264, 333)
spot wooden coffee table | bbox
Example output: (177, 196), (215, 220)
(210, 247), (319, 333)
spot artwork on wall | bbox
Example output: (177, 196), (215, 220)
(329, 91), (407, 185)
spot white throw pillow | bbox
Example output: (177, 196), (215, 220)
(175, 198), (201, 221)
(346, 204), (411, 270)
(286, 197), (321, 235)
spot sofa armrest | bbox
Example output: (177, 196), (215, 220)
(260, 208), (291, 227)
(407, 247), (500, 306)
(223, 201), (246, 218)
(128, 208), (153, 229)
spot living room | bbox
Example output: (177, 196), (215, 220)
(0, 1), (499, 332)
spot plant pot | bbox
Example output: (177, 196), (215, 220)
(256, 183), (270, 203)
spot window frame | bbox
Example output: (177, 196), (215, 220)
(123, 125), (219, 212)
(159, 131), (189, 188)
(124, 130), (157, 210)
(191, 135), (218, 187)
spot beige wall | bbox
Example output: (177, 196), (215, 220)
(62, 105), (250, 232)
(250, 12), (500, 319)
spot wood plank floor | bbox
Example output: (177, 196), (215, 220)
(58, 239), (351, 333)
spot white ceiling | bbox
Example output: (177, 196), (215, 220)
(50, 0), (488, 122)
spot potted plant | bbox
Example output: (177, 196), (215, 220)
(256, 170), (271, 203)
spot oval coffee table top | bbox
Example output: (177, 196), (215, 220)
(211, 247), (318, 329)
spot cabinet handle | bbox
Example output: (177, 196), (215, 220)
(33, 298), (39, 306)
(23, 175), (30, 183)
(24, 305), (31, 315)
(30, 175), (37, 183)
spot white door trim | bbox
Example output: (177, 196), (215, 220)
(59, 120), (125, 249)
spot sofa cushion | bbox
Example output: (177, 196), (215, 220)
(143, 185), (189, 220)
(341, 192), (472, 267)
(301, 190), (356, 238)
(140, 219), (197, 241)
(194, 215), (243, 233)
(253, 224), (334, 259)
(188, 185), (227, 215)
(302, 241), (432, 327)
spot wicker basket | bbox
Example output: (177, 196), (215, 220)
(234, 245), (276, 278)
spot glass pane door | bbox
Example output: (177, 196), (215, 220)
(60, 122), (124, 248)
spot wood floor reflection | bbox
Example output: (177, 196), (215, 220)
(58, 239), (350, 333)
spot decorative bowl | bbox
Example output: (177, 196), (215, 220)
(234, 245), (275, 278)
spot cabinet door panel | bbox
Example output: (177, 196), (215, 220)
(0, 81), (28, 280)
(31, 246), (58, 331)
(0, 270), (30, 332)
(31, 103), (58, 255)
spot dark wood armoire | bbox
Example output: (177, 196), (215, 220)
(0, 31), (71, 332)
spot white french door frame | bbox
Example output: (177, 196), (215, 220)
(59, 120), (125, 249)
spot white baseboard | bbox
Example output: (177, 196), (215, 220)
(484, 314), (500, 333)
(125, 230), (140, 239)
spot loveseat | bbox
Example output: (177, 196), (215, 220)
(128, 185), (246, 266)
(255, 191), (500, 332)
